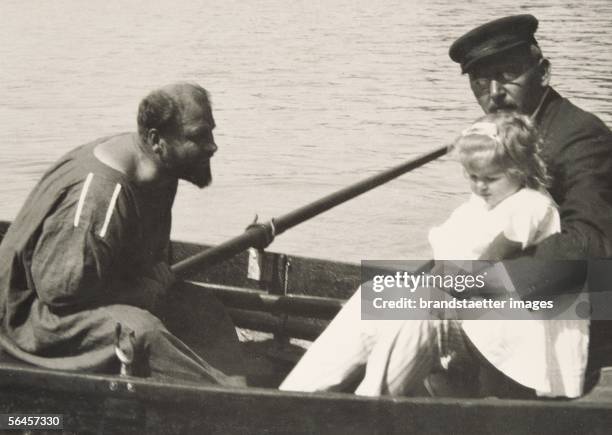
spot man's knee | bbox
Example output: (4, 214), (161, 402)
(104, 304), (167, 338)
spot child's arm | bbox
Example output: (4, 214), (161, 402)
(478, 232), (523, 261)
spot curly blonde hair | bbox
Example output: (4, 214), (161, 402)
(450, 111), (550, 190)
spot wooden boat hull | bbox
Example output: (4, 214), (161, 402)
(2, 361), (612, 435)
(1, 220), (612, 434)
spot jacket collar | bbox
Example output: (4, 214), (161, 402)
(531, 86), (561, 125)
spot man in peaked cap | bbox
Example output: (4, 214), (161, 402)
(281, 15), (612, 399)
(449, 14), (546, 116)
(448, 13), (612, 392)
(449, 15), (550, 116)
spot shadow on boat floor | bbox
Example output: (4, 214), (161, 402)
(237, 329), (307, 388)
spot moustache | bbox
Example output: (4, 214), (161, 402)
(488, 101), (517, 113)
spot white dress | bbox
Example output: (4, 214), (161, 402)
(428, 188), (589, 398)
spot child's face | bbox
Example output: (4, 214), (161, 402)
(464, 161), (522, 208)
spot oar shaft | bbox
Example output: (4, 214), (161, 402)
(172, 227), (266, 273)
(273, 145), (448, 234)
(172, 145), (448, 275)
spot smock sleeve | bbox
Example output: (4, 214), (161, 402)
(28, 177), (133, 313)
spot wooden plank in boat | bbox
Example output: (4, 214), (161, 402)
(170, 237), (363, 298)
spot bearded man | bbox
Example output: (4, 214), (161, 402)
(0, 83), (245, 386)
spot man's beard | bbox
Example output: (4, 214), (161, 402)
(182, 161), (213, 188)
(162, 156), (213, 188)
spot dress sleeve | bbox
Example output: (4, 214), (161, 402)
(428, 199), (474, 259)
(503, 190), (560, 249)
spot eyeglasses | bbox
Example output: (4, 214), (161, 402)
(469, 59), (542, 93)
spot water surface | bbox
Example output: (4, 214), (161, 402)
(1, 0), (611, 262)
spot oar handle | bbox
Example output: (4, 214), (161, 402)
(172, 145), (448, 276)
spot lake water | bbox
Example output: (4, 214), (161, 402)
(1, 0), (611, 263)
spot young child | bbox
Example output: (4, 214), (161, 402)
(428, 111), (589, 398)
(280, 112), (589, 398)
(429, 111), (558, 262)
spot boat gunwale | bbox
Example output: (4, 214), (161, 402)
(1, 361), (611, 412)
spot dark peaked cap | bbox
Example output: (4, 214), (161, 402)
(449, 14), (539, 73)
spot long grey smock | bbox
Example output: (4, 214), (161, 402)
(0, 137), (241, 385)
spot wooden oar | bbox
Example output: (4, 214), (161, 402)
(172, 145), (448, 276)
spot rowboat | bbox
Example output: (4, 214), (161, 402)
(1, 218), (612, 435)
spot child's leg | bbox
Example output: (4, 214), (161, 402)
(280, 287), (380, 392)
(355, 319), (440, 395)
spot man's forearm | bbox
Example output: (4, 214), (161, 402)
(113, 262), (175, 312)
(499, 256), (587, 299)
(533, 224), (610, 260)
(484, 222), (604, 299)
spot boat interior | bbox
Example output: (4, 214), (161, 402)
(1, 220), (612, 433)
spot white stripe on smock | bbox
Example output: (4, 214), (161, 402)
(74, 172), (94, 227)
(99, 183), (122, 238)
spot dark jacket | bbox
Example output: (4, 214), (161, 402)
(503, 88), (612, 377)
(504, 88), (612, 298)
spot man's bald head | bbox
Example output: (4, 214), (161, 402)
(137, 82), (213, 141)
